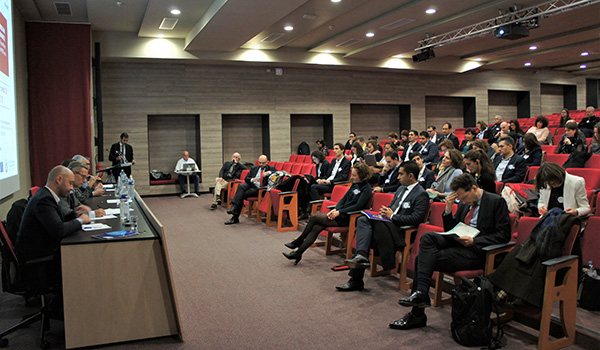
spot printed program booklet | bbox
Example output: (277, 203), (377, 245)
(438, 222), (480, 238)
(361, 210), (391, 222)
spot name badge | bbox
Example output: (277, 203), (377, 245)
(558, 196), (564, 204)
(353, 189), (361, 195)
(402, 202), (411, 209)
(338, 168), (342, 172)
(508, 164), (515, 170)
(422, 148), (428, 154)
(419, 177), (425, 182)
(523, 154), (529, 159)
(385, 179), (390, 184)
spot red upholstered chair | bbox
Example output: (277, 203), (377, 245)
(540, 145), (557, 154)
(268, 161), (276, 167)
(581, 216), (600, 271)
(585, 154), (600, 168)
(275, 162), (284, 171)
(552, 134), (563, 145)
(325, 155), (335, 163)
(525, 166), (539, 182)
(545, 154), (569, 166)
(289, 155), (298, 163)
(242, 171), (265, 218)
(566, 168), (600, 190)
(328, 150), (335, 157)
(495, 181), (504, 195)
(226, 169), (249, 209)
(302, 155), (312, 164)
(29, 186), (40, 196)
(399, 224), (444, 291)
(428, 202), (457, 228)
(282, 162), (293, 173)
(597, 192), (600, 216)
(257, 177), (300, 232)
(301, 164), (316, 176)
(309, 185), (351, 254)
(290, 163), (303, 175)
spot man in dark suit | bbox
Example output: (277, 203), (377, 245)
(109, 132), (135, 177)
(337, 161), (429, 291)
(418, 131), (439, 166)
(225, 155), (276, 225)
(390, 174), (510, 330)
(310, 143), (351, 200)
(411, 153), (435, 189)
(401, 130), (422, 162)
(493, 136), (527, 184)
(211, 152), (247, 210)
(427, 125), (442, 145)
(373, 151), (401, 194)
(487, 115), (503, 144)
(440, 123), (460, 149)
(16, 165), (92, 286)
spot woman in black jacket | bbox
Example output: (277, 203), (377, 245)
(521, 133), (542, 166)
(556, 120), (586, 154)
(463, 149), (496, 194)
(282, 163), (373, 264)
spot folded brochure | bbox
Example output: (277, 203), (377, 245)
(361, 210), (391, 222)
(92, 230), (139, 240)
(439, 222), (480, 238)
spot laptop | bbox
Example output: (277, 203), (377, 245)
(183, 163), (194, 171)
(363, 154), (377, 166)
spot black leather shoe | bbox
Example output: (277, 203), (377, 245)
(210, 204), (218, 210)
(226, 205), (237, 215)
(389, 312), (427, 330)
(398, 291), (431, 308)
(284, 241), (298, 249)
(224, 217), (239, 225)
(282, 251), (302, 265)
(335, 279), (364, 292)
(344, 254), (370, 269)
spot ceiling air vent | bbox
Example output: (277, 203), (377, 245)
(159, 18), (179, 30)
(336, 38), (361, 47)
(380, 18), (415, 30)
(261, 33), (285, 43)
(54, 2), (72, 16)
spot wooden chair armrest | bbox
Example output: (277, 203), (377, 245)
(542, 255), (578, 267)
(309, 199), (325, 204)
(482, 241), (516, 253)
(279, 191), (297, 196)
(483, 242), (516, 274)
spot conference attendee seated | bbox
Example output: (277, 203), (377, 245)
(555, 120), (587, 154)
(487, 115), (503, 144)
(526, 116), (551, 145)
(225, 155), (275, 225)
(365, 141), (383, 183)
(71, 155), (104, 199)
(16, 166), (92, 300)
(388, 132), (402, 149)
(372, 151), (401, 193)
(589, 122), (600, 154)
(349, 141), (364, 165)
(519, 133), (543, 167)
(559, 108), (572, 128)
(493, 137), (527, 184)
(344, 132), (357, 151)
(426, 149), (463, 201)
(210, 152), (247, 210)
(283, 163), (373, 265)
(389, 174), (510, 330)
(434, 139), (455, 174)
(463, 149), (496, 194)
(310, 143), (351, 200)
(401, 130), (422, 162)
(62, 161), (105, 218)
(475, 121), (489, 140)
(337, 161), (429, 291)
(418, 131), (439, 166)
(316, 138), (329, 156)
(439, 123), (460, 149)
(536, 162), (590, 217)
(411, 153), (435, 190)
(459, 128), (476, 154)
(175, 150), (201, 195)
(427, 125), (441, 145)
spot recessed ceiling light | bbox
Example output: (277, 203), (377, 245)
(331, 0), (341, 2)
(475, 58), (482, 62)
(116, 1), (123, 6)
(425, 8), (436, 14)
(393, 54), (403, 58)
(529, 45), (537, 50)
(170, 9), (181, 15)
(157, 34), (165, 38)
(284, 25), (294, 31)
(581, 51), (589, 56)
(366, 32), (375, 37)
(324, 50), (332, 53)
(580, 64), (587, 69)
(253, 45), (261, 50)
(524, 62), (531, 66)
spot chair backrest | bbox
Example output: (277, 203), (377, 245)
(552, 135), (563, 145)
(408, 224), (444, 271)
(320, 199), (337, 213)
(597, 192), (600, 216)
(268, 161), (276, 167)
(275, 162), (284, 171)
(0, 221), (18, 264)
(428, 202), (457, 228)
(330, 185), (351, 203)
(29, 186), (40, 196)
(509, 214), (518, 235)
(495, 181), (504, 195)
(302, 155), (312, 164)
(566, 168), (600, 190)
(325, 155), (336, 163)
(290, 163), (303, 175)
(545, 154), (569, 166)
(289, 155), (298, 163)
(581, 217), (600, 267)
(563, 223), (580, 256)
(230, 170), (250, 200)
(301, 164), (314, 176)
(585, 155), (600, 169)
(514, 217), (540, 244)
(371, 193), (394, 211)
(526, 166), (540, 182)
(540, 145), (557, 154)
(283, 162), (293, 173)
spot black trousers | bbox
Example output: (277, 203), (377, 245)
(413, 232), (484, 294)
(231, 183), (258, 217)
(292, 212), (348, 254)
(310, 183), (334, 201)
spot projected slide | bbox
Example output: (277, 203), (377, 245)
(0, 0), (19, 199)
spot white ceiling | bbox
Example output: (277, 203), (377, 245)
(15, 0), (600, 75)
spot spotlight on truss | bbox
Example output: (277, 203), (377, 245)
(412, 48), (435, 62)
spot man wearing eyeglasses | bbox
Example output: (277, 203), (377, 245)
(225, 155), (276, 225)
(61, 161), (106, 218)
(493, 137), (527, 184)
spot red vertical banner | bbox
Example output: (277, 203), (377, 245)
(0, 12), (8, 76)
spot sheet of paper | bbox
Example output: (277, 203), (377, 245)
(439, 222), (480, 238)
(82, 223), (112, 231)
(92, 214), (117, 220)
(103, 184), (115, 189)
(106, 198), (132, 204)
(104, 208), (133, 215)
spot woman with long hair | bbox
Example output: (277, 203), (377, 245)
(459, 128), (476, 154)
(427, 149), (463, 200)
(282, 163), (373, 264)
(521, 133), (542, 166)
(588, 122), (600, 155)
(463, 149), (496, 193)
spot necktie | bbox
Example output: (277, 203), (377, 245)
(390, 187), (406, 212)
(121, 144), (125, 160)
(464, 204), (477, 226)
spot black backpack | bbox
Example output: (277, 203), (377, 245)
(297, 142), (310, 155)
(451, 276), (503, 348)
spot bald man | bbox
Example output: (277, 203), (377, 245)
(225, 155), (276, 225)
(16, 166), (91, 286)
(211, 152), (247, 210)
(175, 150), (200, 194)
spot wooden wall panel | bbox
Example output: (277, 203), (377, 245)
(488, 90), (518, 120)
(147, 115), (198, 179)
(425, 96), (464, 130)
(540, 83), (564, 115)
(290, 115), (326, 154)
(350, 104), (400, 140)
(222, 115), (264, 165)
(99, 62), (587, 195)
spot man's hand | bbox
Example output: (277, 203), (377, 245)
(564, 138), (572, 145)
(373, 186), (382, 193)
(75, 205), (91, 215)
(539, 206), (548, 216)
(565, 208), (578, 215)
(79, 214), (91, 224)
(132, 159), (136, 165)
(455, 236), (474, 247)
(217, 177), (224, 183)
(445, 191), (458, 211)
(379, 206), (393, 219)
(94, 208), (106, 217)
(93, 188), (105, 196)
(327, 209), (340, 220)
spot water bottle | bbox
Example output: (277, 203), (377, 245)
(120, 194), (130, 225)
(588, 261), (598, 279)
(128, 176), (135, 199)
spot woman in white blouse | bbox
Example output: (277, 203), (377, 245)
(526, 116), (551, 145)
